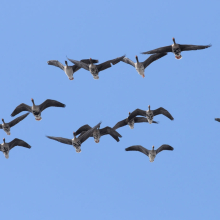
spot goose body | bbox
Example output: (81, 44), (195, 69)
(67, 55), (125, 80)
(141, 38), (211, 59)
(75, 124), (122, 143)
(128, 105), (174, 123)
(0, 113), (29, 135)
(0, 138), (31, 159)
(11, 98), (65, 121)
(122, 53), (167, 78)
(47, 122), (101, 153)
(125, 145), (174, 162)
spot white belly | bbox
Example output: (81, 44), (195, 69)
(64, 67), (74, 79)
(135, 63), (145, 76)
(149, 153), (156, 162)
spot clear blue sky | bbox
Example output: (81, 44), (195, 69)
(1, 0), (220, 219)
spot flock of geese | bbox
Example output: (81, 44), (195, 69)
(0, 38), (214, 162)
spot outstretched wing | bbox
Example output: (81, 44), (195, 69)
(121, 57), (135, 67)
(67, 58), (89, 71)
(79, 122), (101, 144)
(46, 136), (72, 145)
(11, 104), (32, 116)
(134, 117), (158, 124)
(8, 113), (29, 127)
(215, 118), (220, 122)
(96, 61), (112, 72)
(141, 45), (172, 54)
(152, 107), (174, 120)
(100, 126), (122, 142)
(110, 55), (126, 65)
(47, 60), (64, 70)
(8, 138), (31, 150)
(179, 44), (211, 51)
(75, 124), (92, 136)
(112, 118), (128, 130)
(125, 145), (149, 157)
(156, 144), (174, 155)
(39, 99), (66, 112)
(142, 53), (167, 69)
(80, 59), (99, 64)
(128, 109), (146, 121)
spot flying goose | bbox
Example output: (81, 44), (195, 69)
(125, 144), (173, 162)
(47, 59), (98, 80)
(141, 38), (211, 59)
(215, 118), (220, 122)
(67, 55), (125, 79)
(75, 124), (122, 143)
(122, 53), (167, 78)
(0, 138), (31, 159)
(46, 122), (101, 153)
(128, 105), (174, 124)
(0, 113), (29, 135)
(11, 99), (66, 121)
(113, 112), (158, 130)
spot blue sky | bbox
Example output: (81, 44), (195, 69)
(1, 0), (220, 219)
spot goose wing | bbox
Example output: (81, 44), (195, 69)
(46, 136), (72, 145)
(8, 138), (31, 150)
(100, 126), (122, 142)
(67, 58), (89, 71)
(128, 109), (146, 121)
(112, 118), (128, 130)
(11, 104), (32, 116)
(125, 145), (149, 157)
(0, 124), (2, 129)
(141, 46), (172, 54)
(110, 55), (126, 65)
(142, 53), (167, 69)
(47, 60), (64, 70)
(80, 59), (99, 64)
(39, 99), (66, 112)
(152, 107), (174, 120)
(8, 113), (29, 127)
(79, 122), (101, 144)
(179, 44), (211, 51)
(215, 118), (220, 122)
(75, 124), (92, 136)
(156, 144), (174, 154)
(134, 117), (158, 124)
(96, 61), (112, 72)
(121, 57), (135, 67)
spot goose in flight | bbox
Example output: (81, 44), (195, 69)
(0, 113), (29, 135)
(141, 38), (211, 59)
(125, 144), (173, 162)
(122, 53), (167, 78)
(47, 59), (98, 80)
(113, 112), (158, 130)
(0, 138), (31, 159)
(75, 124), (122, 143)
(46, 122), (101, 153)
(128, 105), (174, 124)
(67, 55), (125, 79)
(11, 99), (66, 121)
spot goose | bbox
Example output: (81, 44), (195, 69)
(113, 112), (158, 130)
(67, 55), (125, 79)
(128, 105), (174, 124)
(215, 118), (220, 122)
(75, 124), (122, 143)
(47, 59), (98, 80)
(0, 113), (29, 135)
(141, 38), (211, 59)
(122, 53), (167, 78)
(125, 144), (173, 162)
(11, 99), (66, 121)
(46, 122), (101, 153)
(0, 138), (31, 159)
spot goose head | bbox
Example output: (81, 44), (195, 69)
(172, 37), (176, 45)
(3, 138), (5, 144)
(135, 55), (139, 63)
(89, 58), (94, 64)
(73, 132), (76, 139)
(31, 98), (36, 107)
(2, 119), (5, 124)
(148, 105), (151, 110)
(65, 61), (68, 67)
(152, 145), (155, 150)
(128, 112), (131, 116)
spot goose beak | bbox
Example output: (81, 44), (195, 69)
(142, 74), (145, 78)
(95, 139), (100, 143)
